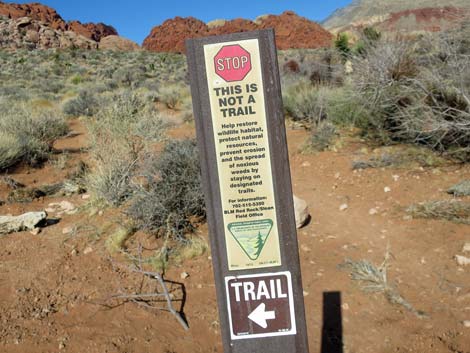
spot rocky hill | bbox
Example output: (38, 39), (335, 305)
(143, 11), (333, 53)
(323, 0), (470, 32)
(0, 15), (98, 49)
(0, 1), (117, 42)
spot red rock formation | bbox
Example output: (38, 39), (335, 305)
(257, 11), (333, 50)
(0, 1), (117, 41)
(382, 6), (467, 32)
(142, 11), (333, 53)
(0, 1), (65, 29)
(207, 18), (257, 36)
(68, 21), (117, 42)
(143, 16), (208, 53)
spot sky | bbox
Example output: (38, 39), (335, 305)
(7, 1), (352, 45)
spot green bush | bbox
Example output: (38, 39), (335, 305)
(127, 139), (205, 241)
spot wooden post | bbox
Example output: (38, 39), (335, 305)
(186, 29), (309, 353)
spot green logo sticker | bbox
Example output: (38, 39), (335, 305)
(228, 219), (274, 260)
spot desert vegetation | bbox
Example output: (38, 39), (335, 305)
(1, 17), (470, 352)
(1, 20), (469, 262)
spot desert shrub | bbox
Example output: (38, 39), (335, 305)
(304, 121), (338, 152)
(112, 65), (146, 87)
(63, 90), (98, 117)
(0, 103), (69, 169)
(157, 84), (188, 109)
(283, 82), (329, 123)
(86, 92), (167, 206)
(335, 33), (351, 58)
(351, 28), (470, 160)
(283, 83), (362, 126)
(280, 49), (344, 87)
(127, 139), (205, 240)
(0, 132), (23, 170)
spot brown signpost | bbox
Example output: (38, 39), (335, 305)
(186, 29), (309, 353)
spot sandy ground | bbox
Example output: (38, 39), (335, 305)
(0, 119), (469, 353)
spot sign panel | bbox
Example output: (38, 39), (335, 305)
(186, 29), (309, 353)
(203, 39), (281, 270)
(225, 271), (296, 340)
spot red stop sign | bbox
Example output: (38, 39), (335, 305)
(214, 44), (252, 82)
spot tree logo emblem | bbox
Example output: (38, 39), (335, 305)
(228, 219), (274, 260)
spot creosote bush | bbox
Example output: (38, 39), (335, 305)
(127, 139), (205, 241)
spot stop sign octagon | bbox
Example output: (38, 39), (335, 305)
(214, 44), (252, 82)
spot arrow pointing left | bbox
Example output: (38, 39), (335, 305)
(248, 303), (276, 328)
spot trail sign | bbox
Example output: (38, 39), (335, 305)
(226, 272), (296, 339)
(186, 29), (309, 353)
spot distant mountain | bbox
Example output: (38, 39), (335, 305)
(143, 11), (333, 53)
(323, 0), (470, 32)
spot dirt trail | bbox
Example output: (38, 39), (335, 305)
(0, 120), (469, 353)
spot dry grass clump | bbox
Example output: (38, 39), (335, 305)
(340, 248), (426, 318)
(447, 180), (470, 197)
(0, 102), (69, 170)
(352, 146), (448, 170)
(407, 200), (470, 224)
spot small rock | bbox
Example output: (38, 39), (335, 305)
(342, 303), (350, 311)
(392, 175), (400, 182)
(455, 255), (470, 266)
(301, 161), (311, 167)
(334, 172), (341, 179)
(369, 208), (379, 215)
(30, 228), (41, 235)
(463, 320), (470, 328)
(71, 249), (78, 256)
(293, 194), (310, 229)
(48, 201), (77, 215)
(180, 272), (190, 279)
(384, 186), (391, 193)
(81, 194), (91, 200)
(98, 211), (104, 216)
(339, 203), (348, 211)
(463, 243), (470, 253)
(62, 226), (74, 235)
(303, 291), (309, 297)
(83, 246), (93, 255)
(300, 244), (311, 252)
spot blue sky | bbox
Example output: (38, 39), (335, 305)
(7, 1), (352, 44)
